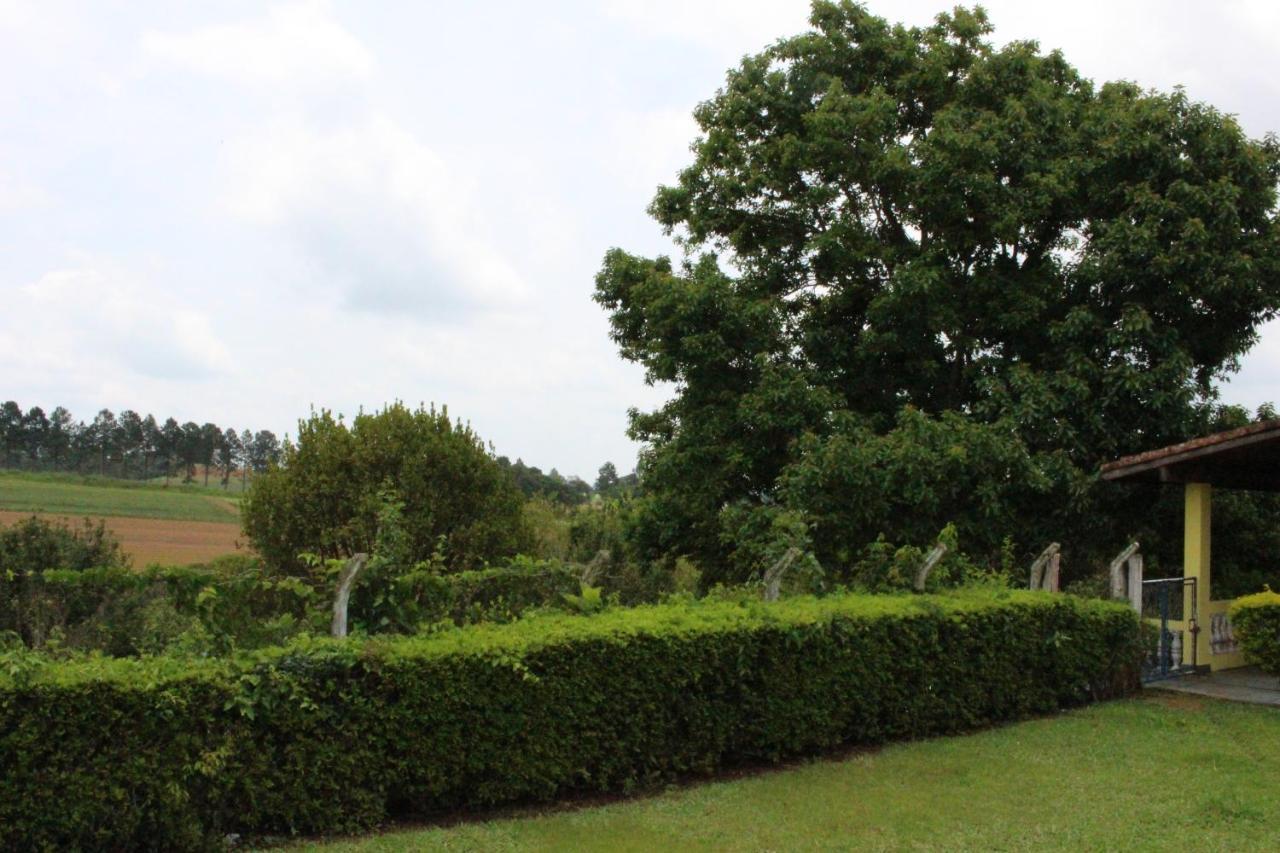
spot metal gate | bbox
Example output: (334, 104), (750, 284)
(1140, 577), (1198, 682)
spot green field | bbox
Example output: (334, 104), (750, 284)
(0, 471), (240, 524)
(296, 694), (1280, 852)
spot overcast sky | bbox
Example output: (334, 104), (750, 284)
(3, 1), (1280, 478)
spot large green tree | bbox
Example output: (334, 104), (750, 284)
(596, 2), (1280, 584)
(242, 403), (531, 573)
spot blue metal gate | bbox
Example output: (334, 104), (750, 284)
(1141, 577), (1198, 682)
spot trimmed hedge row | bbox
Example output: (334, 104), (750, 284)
(0, 590), (1142, 851)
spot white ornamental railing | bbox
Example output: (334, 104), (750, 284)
(1210, 612), (1239, 655)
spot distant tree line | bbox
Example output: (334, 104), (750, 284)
(496, 457), (639, 506)
(0, 400), (282, 488)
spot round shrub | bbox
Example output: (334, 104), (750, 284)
(241, 403), (531, 574)
(1229, 590), (1280, 676)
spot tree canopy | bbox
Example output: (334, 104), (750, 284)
(595, 2), (1280, 584)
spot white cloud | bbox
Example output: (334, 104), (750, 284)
(0, 1), (76, 53)
(604, 108), (699, 195)
(0, 169), (49, 214)
(2, 264), (233, 384)
(602, 0), (811, 55)
(220, 114), (530, 317)
(1221, 317), (1280, 411)
(141, 1), (373, 87)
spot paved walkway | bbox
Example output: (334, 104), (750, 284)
(1150, 666), (1280, 706)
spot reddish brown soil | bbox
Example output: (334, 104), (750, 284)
(0, 510), (246, 566)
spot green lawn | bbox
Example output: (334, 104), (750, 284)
(294, 694), (1280, 852)
(0, 471), (240, 524)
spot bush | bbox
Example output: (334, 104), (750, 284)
(522, 496), (572, 560)
(351, 556), (582, 631)
(3, 558), (316, 656)
(1229, 590), (1280, 676)
(7, 552), (592, 656)
(780, 409), (1054, 581)
(241, 404), (531, 574)
(0, 516), (129, 646)
(0, 589), (1142, 850)
(0, 515), (127, 574)
(566, 500), (678, 603)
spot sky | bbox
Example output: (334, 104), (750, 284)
(3, 1), (1280, 479)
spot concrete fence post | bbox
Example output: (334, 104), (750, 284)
(331, 553), (369, 638)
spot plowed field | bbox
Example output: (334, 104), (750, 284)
(0, 510), (244, 566)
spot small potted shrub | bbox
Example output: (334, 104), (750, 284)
(1229, 589), (1280, 677)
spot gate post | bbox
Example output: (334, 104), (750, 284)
(1108, 542), (1140, 609)
(1029, 543), (1060, 590)
(1126, 552), (1143, 613)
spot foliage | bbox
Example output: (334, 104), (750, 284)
(2, 521), (587, 655)
(337, 489), (582, 632)
(0, 589), (1141, 849)
(717, 504), (825, 595)
(0, 516), (130, 647)
(338, 488), (420, 634)
(521, 495), (573, 560)
(1203, 487), (1280, 599)
(781, 409), (1054, 578)
(353, 556), (581, 632)
(1, 557), (316, 657)
(242, 404), (531, 574)
(0, 632), (51, 689)
(567, 499), (631, 564)
(1062, 573), (1112, 600)
(594, 1), (1280, 585)
(560, 582), (606, 614)
(1229, 590), (1280, 676)
(846, 524), (1011, 593)
(0, 514), (127, 576)
(567, 499), (677, 603)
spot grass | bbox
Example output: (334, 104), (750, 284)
(0, 470), (240, 524)
(293, 694), (1280, 852)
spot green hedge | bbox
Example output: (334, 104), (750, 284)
(0, 590), (1141, 851)
(5, 557), (578, 655)
(3, 559), (315, 655)
(1230, 590), (1280, 675)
